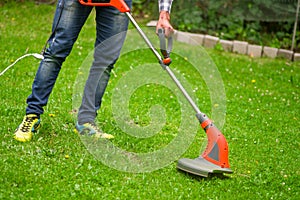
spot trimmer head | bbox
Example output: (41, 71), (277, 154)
(177, 113), (233, 177)
(177, 157), (233, 177)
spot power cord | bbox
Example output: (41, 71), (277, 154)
(0, 53), (44, 76)
(1, 0), (64, 77)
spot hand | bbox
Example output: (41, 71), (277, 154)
(156, 11), (174, 38)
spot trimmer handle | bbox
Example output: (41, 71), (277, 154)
(157, 28), (173, 65)
(78, 0), (130, 12)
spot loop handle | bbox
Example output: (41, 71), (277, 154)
(157, 29), (173, 65)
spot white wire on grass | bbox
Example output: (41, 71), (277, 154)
(0, 53), (44, 76)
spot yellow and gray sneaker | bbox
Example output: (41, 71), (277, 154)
(75, 122), (114, 139)
(14, 114), (41, 142)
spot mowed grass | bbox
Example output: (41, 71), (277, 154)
(1, 2), (300, 199)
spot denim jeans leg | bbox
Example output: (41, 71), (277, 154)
(26, 0), (92, 116)
(77, 0), (132, 124)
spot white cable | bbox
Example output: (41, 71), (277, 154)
(0, 53), (44, 76)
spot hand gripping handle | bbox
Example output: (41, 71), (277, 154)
(157, 28), (173, 65)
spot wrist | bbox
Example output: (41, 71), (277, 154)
(159, 11), (170, 21)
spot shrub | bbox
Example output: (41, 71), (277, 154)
(141, 0), (300, 52)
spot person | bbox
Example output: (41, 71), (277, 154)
(14, 0), (174, 142)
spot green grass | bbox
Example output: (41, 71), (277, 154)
(1, 2), (300, 199)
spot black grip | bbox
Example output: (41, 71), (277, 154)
(91, 0), (110, 3)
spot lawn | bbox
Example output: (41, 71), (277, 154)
(0, 2), (299, 200)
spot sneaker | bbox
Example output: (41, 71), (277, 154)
(75, 122), (114, 139)
(14, 114), (41, 142)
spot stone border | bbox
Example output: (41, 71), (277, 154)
(174, 30), (297, 61)
(146, 21), (299, 62)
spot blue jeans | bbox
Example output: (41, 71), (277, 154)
(26, 0), (132, 124)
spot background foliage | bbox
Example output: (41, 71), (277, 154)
(0, 0), (298, 51)
(133, 0), (300, 52)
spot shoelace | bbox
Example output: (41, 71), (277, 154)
(88, 123), (102, 133)
(21, 116), (36, 132)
